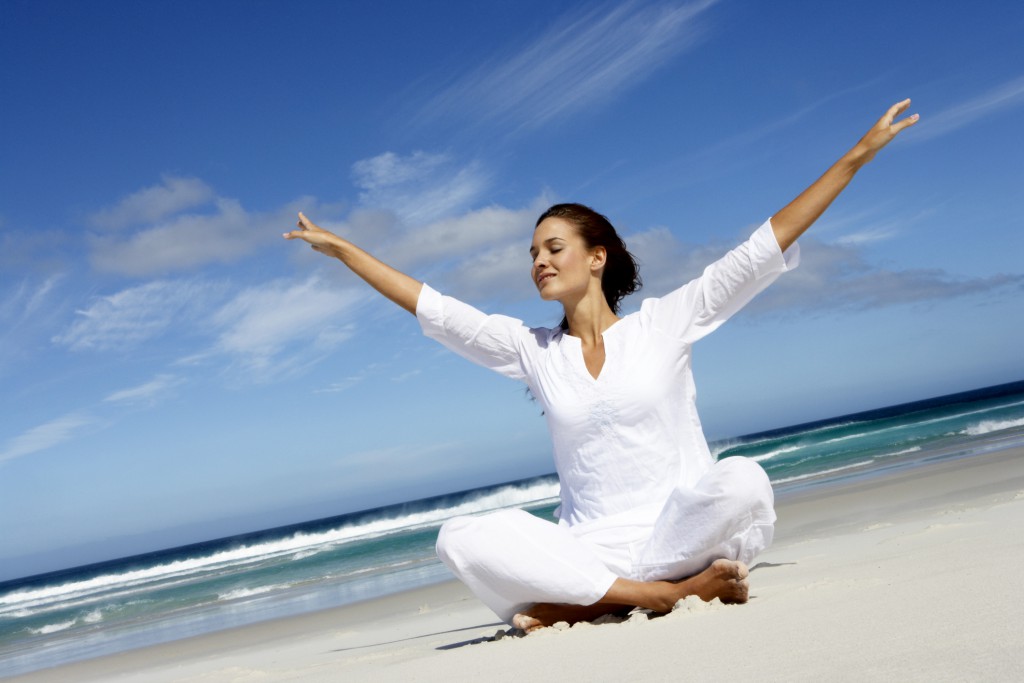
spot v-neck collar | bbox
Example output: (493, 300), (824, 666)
(559, 318), (623, 382)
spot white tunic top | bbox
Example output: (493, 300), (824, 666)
(417, 219), (799, 532)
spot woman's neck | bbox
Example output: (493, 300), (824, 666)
(563, 295), (619, 345)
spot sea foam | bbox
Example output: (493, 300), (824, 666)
(964, 417), (1024, 436)
(1, 476), (559, 619)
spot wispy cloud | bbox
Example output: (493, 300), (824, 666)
(89, 176), (214, 230)
(418, 0), (717, 131)
(1, 275), (64, 323)
(24, 275), (62, 316)
(104, 374), (185, 405)
(691, 78), (886, 160)
(833, 228), (898, 246)
(51, 269), (367, 381)
(824, 206), (937, 247)
(53, 279), (222, 352)
(0, 412), (95, 464)
(352, 151), (490, 226)
(208, 275), (364, 380)
(911, 75), (1024, 142)
(391, 369), (421, 383)
(614, 79), (886, 200)
(0, 275), (70, 381)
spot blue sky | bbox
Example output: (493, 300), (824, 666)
(2, 0), (1022, 580)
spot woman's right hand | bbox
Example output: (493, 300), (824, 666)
(282, 211), (345, 258)
(283, 211), (423, 314)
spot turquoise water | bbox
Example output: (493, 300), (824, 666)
(718, 381), (1024, 486)
(2, 380), (1023, 677)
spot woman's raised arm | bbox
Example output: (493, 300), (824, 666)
(770, 99), (919, 252)
(283, 212), (422, 314)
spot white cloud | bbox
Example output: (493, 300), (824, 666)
(322, 153), (549, 299)
(384, 198), (549, 269)
(417, 0), (716, 132)
(0, 412), (95, 464)
(89, 197), (283, 276)
(53, 279), (220, 351)
(443, 240), (540, 303)
(351, 151), (490, 226)
(87, 179), (311, 277)
(911, 75), (1024, 142)
(353, 151), (448, 193)
(331, 191), (552, 303)
(89, 176), (214, 230)
(209, 275), (364, 379)
(104, 374), (185, 405)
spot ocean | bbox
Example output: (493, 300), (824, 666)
(3, 380), (1024, 677)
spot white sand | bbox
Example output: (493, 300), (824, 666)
(13, 446), (1024, 682)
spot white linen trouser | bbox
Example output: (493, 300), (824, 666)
(435, 457), (775, 623)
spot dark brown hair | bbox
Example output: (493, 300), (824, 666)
(536, 203), (642, 327)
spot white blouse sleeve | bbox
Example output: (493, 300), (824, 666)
(645, 218), (800, 343)
(416, 284), (533, 382)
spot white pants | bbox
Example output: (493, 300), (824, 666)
(435, 457), (775, 623)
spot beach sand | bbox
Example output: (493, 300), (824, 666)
(12, 446), (1024, 682)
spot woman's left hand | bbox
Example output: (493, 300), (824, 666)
(852, 99), (919, 164)
(770, 99), (920, 251)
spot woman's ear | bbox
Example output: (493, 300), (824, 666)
(590, 246), (607, 271)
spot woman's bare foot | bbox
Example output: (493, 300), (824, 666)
(512, 602), (631, 633)
(602, 558), (749, 613)
(674, 558), (749, 605)
(512, 559), (750, 632)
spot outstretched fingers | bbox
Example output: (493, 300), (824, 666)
(883, 98), (919, 134)
(296, 211), (318, 231)
(883, 98), (910, 123)
(283, 211), (328, 241)
(856, 99), (919, 161)
(281, 212), (344, 259)
(284, 211), (313, 239)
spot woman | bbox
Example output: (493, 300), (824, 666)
(285, 100), (918, 631)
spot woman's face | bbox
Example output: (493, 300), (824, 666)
(530, 217), (602, 303)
